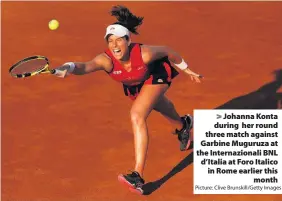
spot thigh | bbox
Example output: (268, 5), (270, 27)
(131, 84), (170, 118)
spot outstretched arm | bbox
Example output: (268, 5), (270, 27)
(141, 45), (203, 82)
(54, 53), (112, 78)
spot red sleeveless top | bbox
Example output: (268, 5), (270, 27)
(105, 43), (150, 86)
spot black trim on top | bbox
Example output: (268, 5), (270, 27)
(104, 52), (115, 74)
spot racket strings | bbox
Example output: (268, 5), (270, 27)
(10, 59), (48, 75)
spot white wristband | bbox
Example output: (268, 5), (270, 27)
(63, 62), (76, 73)
(174, 59), (188, 70)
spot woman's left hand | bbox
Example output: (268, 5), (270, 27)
(183, 68), (203, 83)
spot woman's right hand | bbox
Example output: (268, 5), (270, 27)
(53, 65), (71, 78)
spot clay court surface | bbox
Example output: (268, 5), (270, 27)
(2, 1), (282, 201)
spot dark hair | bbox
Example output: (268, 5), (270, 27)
(110, 5), (144, 35)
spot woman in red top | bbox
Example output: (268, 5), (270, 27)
(54, 5), (203, 194)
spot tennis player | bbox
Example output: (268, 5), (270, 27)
(54, 5), (203, 194)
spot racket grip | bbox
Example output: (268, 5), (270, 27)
(50, 69), (57, 74)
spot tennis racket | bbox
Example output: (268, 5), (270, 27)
(9, 55), (57, 78)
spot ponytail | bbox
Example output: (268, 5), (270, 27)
(110, 5), (144, 35)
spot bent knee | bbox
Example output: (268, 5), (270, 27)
(130, 110), (147, 125)
(154, 99), (175, 112)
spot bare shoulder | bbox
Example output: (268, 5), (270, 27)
(141, 44), (168, 64)
(89, 53), (113, 72)
(140, 45), (154, 64)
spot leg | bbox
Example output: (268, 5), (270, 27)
(130, 84), (169, 177)
(153, 95), (193, 151)
(153, 95), (183, 131)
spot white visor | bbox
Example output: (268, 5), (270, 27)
(104, 24), (130, 39)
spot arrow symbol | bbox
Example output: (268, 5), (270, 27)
(216, 114), (222, 119)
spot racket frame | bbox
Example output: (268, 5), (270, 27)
(9, 55), (55, 78)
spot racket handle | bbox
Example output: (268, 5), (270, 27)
(50, 69), (57, 74)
